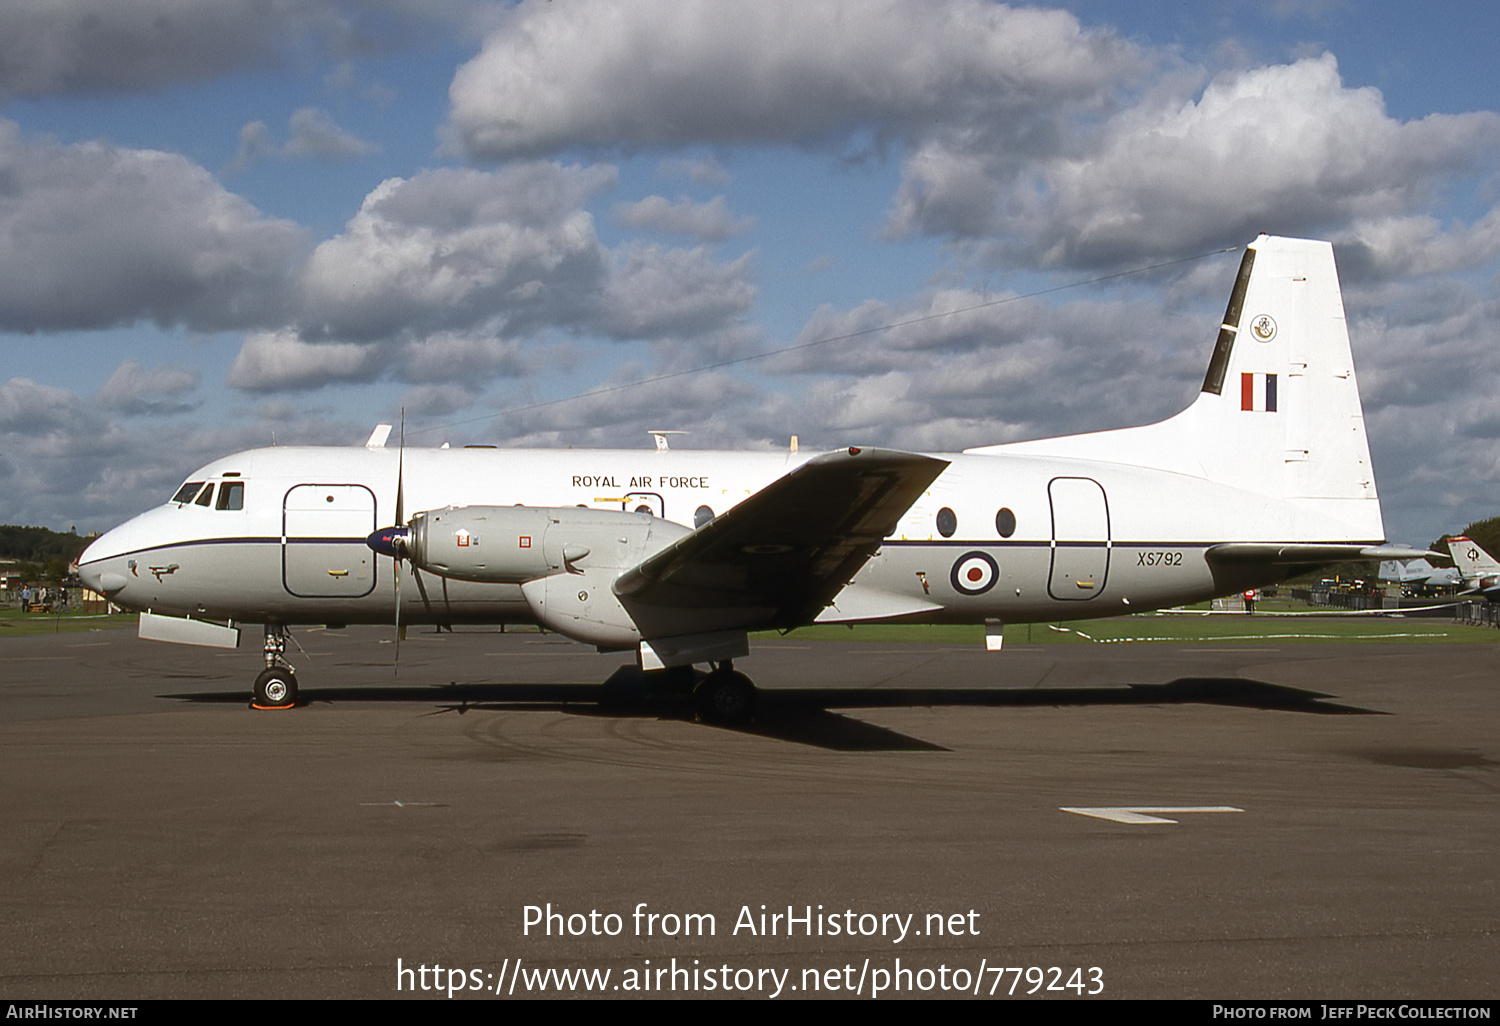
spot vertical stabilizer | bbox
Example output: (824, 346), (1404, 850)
(975, 235), (1383, 540)
(1185, 235), (1374, 513)
(1447, 536), (1500, 590)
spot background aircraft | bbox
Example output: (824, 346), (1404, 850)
(78, 235), (1420, 716)
(1378, 558), (1460, 594)
(1446, 536), (1500, 601)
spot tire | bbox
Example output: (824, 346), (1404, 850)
(253, 667), (298, 708)
(695, 670), (756, 722)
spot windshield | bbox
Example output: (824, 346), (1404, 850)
(171, 481), (205, 504)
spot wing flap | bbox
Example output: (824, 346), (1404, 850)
(813, 582), (944, 623)
(615, 447), (948, 634)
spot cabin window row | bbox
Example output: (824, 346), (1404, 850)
(935, 506), (1017, 539)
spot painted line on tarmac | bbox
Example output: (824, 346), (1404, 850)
(1061, 806), (1244, 825)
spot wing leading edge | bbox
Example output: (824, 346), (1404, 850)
(615, 447), (949, 638)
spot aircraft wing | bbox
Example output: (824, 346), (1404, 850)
(614, 447), (949, 633)
(1207, 543), (1434, 565)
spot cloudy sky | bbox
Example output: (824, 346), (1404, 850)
(1, 0), (1497, 548)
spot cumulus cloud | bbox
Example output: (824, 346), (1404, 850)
(765, 280), (1211, 450)
(449, 3), (1499, 284)
(890, 54), (1500, 270)
(227, 329), (382, 392)
(0, 0), (478, 100)
(225, 162), (759, 391)
(613, 195), (754, 241)
(448, 0), (1145, 159)
(0, 120), (305, 332)
(394, 332), (530, 385)
(493, 367), (763, 448)
(658, 156), (732, 186)
(94, 360), (201, 416)
(0, 373), (373, 529)
(297, 163), (617, 341)
(0, 377), (89, 435)
(230, 108), (377, 169)
(595, 244), (756, 339)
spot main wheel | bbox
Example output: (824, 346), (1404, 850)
(694, 670), (756, 723)
(253, 667), (299, 708)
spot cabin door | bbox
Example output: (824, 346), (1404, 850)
(1047, 477), (1110, 601)
(282, 484), (377, 598)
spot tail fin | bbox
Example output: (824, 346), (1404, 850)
(973, 234), (1383, 540)
(1446, 536), (1500, 587)
(1189, 235), (1375, 514)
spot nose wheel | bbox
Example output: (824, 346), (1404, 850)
(252, 624), (299, 709)
(253, 666), (299, 709)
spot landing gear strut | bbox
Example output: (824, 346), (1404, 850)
(693, 660), (756, 723)
(252, 624), (298, 709)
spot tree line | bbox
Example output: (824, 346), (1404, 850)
(0, 525), (96, 584)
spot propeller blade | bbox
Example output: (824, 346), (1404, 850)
(395, 409), (405, 529)
(393, 554), (402, 672)
(393, 408), (406, 672)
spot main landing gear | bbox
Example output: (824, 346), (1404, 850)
(693, 661), (757, 723)
(251, 624), (299, 709)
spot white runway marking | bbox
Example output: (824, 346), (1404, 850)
(1061, 806), (1244, 825)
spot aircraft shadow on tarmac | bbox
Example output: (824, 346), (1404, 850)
(162, 668), (1383, 753)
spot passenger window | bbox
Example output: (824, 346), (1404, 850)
(195, 484), (214, 507)
(936, 507), (957, 538)
(694, 505), (715, 529)
(173, 482), (205, 504)
(216, 482), (245, 511)
(996, 507), (1017, 538)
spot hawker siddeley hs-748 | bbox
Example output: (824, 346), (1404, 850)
(78, 235), (1420, 715)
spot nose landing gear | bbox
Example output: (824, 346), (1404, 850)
(251, 624), (299, 709)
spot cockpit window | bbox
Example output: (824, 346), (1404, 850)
(195, 483), (214, 507)
(173, 482), (205, 504)
(216, 482), (244, 511)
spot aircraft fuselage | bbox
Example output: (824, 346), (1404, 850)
(78, 441), (1372, 631)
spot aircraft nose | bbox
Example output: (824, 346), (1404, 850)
(77, 533), (132, 597)
(76, 553), (128, 598)
(77, 559), (102, 592)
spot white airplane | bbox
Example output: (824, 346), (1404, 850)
(1377, 558), (1460, 592)
(78, 234), (1420, 716)
(1445, 536), (1500, 600)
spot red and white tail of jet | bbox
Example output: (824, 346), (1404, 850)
(1446, 536), (1500, 596)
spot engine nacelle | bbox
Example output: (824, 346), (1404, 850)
(404, 505), (693, 648)
(406, 506), (553, 583)
(407, 505), (691, 584)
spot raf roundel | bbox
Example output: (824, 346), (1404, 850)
(950, 551), (999, 596)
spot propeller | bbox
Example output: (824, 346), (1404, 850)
(365, 411), (437, 671)
(394, 412), (404, 664)
(365, 412), (410, 670)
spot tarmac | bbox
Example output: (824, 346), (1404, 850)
(1, 623), (1496, 999)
